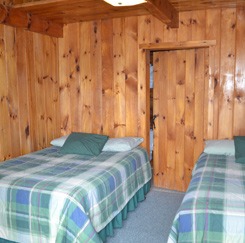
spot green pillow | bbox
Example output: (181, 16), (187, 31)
(234, 136), (245, 164)
(60, 132), (108, 156)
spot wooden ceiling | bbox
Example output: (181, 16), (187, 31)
(0, 0), (244, 37)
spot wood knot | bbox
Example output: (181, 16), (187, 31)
(155, 38), (161, 43)
(155, 58), (159, 63)
(178, 80), (184, 85)
(77, 87), (80, 94)
(114, 123), (126, 128)
(145, 18), (151, 24)
(236, 95), (241, 103)
(189, 131), (196, 140)
(214, 78), (218, 88)
(93, 25), (97, 34)
(10, 112), (17, 120)
(180, 118), (185, 125)
(190, 18), (197, 24)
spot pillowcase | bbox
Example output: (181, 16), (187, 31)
(234, 136), (245, 164)
(102, 137), (144, 152)
(60, 132), (108, 156)
(204, 139), (235, 156)
(50, 135), (69, 147)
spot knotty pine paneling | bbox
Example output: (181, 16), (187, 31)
(0, 25), (60, 161)
(58, 7), (245, 191)
(0, 7), (245, 192)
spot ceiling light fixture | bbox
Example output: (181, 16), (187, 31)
(104, 0), (146, 7)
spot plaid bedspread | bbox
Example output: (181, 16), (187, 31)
(168, 153), (245, 243)
(0, 146), (152, 243)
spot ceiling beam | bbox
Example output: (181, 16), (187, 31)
(10, 0), (178, 29)
(144, 0), (179, 28)
(0, 4), (63, 38)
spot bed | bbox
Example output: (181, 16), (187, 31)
(168, 138), (245, 243)
(0, 134), (152, 243)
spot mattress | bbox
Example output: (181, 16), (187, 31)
(168, 152), (245, 243)
(0, 146), (152, 243)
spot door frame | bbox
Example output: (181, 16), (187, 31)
(139, 40), (216, 190)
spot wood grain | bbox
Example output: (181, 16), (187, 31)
(218, 8), (236, 139)
(234, 7), (245, 135)
(0, 7), (245, 192)
(113, 18), (126, 137)
(0, 4), (63, 37)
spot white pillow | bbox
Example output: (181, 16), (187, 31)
(204, 139), (235, 156)
(50, 135), (69, 147)
(102, 137), (144, 152)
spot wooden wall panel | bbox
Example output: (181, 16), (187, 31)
(26, 32), (36, 152)
(101, 20), (114, 136)
(125, 17), (138, 137)
(0, 26), (11, 161)
(137, 15), (151, 152)
(16, 29), (31, 155)
(91, 21), (103, 135)
(205, 9), (221, 139)
(0, 26), (60, 161)
(80, 22), (93, 133)
(113, 18), (126, 137)
(175, 51), (186, 190)
(219, 8), (236, 139)
(0, 7), (245, 192)
(234, 7), (245, 135)
(59, 24), (80, 135)
(5, 27), (21, 158)
(56, 7), (244, 191)
(33, 34), (47, 150)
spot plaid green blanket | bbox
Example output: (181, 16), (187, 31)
(168, 153), (245, 243)
(0, 146), (152, 243)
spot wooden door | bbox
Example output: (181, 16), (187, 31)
(153, 48), (207, 192)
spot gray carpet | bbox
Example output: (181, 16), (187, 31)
(106, 187), (185, 243)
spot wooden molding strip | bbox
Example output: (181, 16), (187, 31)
(0, 4), (63, 38)
(139, 40), (216, 51)
(144, 0), (179, 28)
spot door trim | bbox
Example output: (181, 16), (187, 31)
(140, 40), (216, 51)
